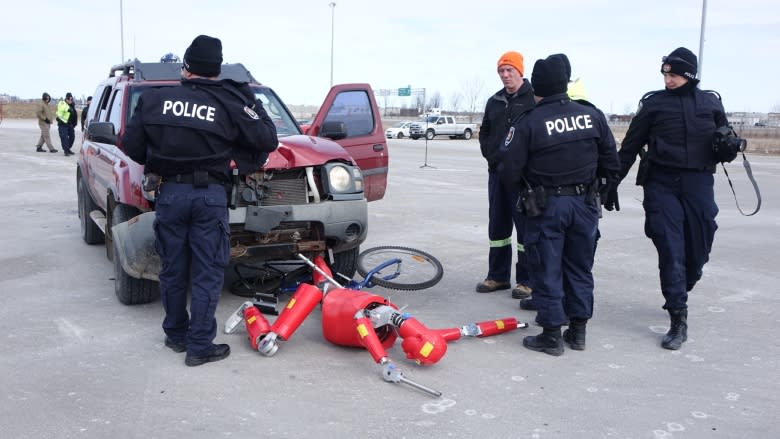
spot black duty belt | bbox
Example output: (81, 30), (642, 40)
(162, 173), (226, 187)
(546, 184), (587, 196)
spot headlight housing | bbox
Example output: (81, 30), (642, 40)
(321, 162), (364, 200)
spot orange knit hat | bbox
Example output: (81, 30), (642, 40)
(497, 51), (525, 76)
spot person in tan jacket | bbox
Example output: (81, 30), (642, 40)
(35, 92), (58, 153)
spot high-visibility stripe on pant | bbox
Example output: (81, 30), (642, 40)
(486, 171), (529, 284)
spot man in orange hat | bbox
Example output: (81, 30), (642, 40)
(475, 51), (535, 299)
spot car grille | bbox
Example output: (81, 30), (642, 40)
(262, 177), (308, 206)
(237, 170), (311, 207)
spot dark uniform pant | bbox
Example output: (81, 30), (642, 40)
(154, 183), (230, 356)
(486, 170), (529, 285)
(643, 168), (718, 310)
(58, 124), (75, 153)
(524, 195), (599, 328)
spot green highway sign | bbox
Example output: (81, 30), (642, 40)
(398, 87), (411, 96)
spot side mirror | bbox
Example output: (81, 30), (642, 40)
(87, 122), (117, 145)
(319, 121), (347, 141)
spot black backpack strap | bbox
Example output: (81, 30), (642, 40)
(701, 89), (722, 101)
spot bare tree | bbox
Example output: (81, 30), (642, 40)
(461, 77), (485, 123)
(414, 91), (426, 115)
(428, 91), (442, 110)
(449, 91), (462, 113)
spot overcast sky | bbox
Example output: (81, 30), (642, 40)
(2, 0), (778, 114)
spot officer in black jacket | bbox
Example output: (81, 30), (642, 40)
(611, 47), (728, 350)
(123, 35), (278, 366)
(504, 55), (620, 356)
(476, 51), (535, 299)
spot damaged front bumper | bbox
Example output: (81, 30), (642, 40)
(112, 199), (368, 281)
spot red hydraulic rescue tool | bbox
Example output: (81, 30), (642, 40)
(224, 253), (528, 397)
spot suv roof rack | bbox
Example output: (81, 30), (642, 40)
(108, 59), (258, 83)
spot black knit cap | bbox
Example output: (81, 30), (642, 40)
(548, 53), (572, 82)
(183, 35), (223, 77)
(531, 55), (569, 98)
(65, 92), (73, 100)
(661, 47), (697, 80)
(42, 92), (50, 101)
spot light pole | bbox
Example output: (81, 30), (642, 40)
(329, 2), (336, 87)
(698, 0), (707, 80)
(119, 0), (125, 62)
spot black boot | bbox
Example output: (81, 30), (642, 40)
(523, 326), (563, 356)
(661, 309), (688, 350)
(185, 343), (231, 366)
(563, 318), (587, 350)
(519, 297), (536, 311)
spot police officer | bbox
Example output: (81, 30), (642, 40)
(476, 51), (535, 299)
(610, 47), (729, 350)
(123, 35), (278, 366)
(516, 53), (605, 312)
(56, 92), (77, 156)
(504, 55), (620, 356)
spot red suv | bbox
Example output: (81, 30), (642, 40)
(77, 60), (388, 305)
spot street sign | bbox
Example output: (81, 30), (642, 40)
(398, 87), (411, 96)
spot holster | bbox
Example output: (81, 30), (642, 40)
(635, 148), (650, 186)
(193, 170), (210, 188)
(518, 186), (546, 217)
(142, 173), (161, 192)
(585, 179), (599, 205)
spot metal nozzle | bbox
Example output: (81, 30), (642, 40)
(224, 301), (253, 334)
(381, 362), (441, 398)
(257, 332), (280, 357)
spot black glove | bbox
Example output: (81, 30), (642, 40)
(603, 183), (620, 211)
(44, 118), (51, 124)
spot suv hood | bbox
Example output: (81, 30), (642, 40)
(266, 134), (355, 169)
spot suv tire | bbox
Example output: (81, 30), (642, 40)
(112, 204), (159, 305)
(329, 247), (358, 279)
(77, 174), (105, 245)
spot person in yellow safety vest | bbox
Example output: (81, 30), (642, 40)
(56, 92), (78, 156)
(567, 77), (588, 102)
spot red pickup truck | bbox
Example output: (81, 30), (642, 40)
(77, 60), (388, 305)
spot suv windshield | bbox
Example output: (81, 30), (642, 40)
(127, 85), (301, 137)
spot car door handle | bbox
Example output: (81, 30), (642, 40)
(372, 144), (384, 152)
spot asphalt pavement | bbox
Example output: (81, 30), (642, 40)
(1, 119), (778, 438)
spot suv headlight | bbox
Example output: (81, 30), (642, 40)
(321, 162), (364, 200)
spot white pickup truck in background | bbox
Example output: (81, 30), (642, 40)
(409, 115), (477, 140)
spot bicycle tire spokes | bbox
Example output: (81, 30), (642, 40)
(357, 246), (444, 291)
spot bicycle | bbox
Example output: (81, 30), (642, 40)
(229, 246), (444, 309)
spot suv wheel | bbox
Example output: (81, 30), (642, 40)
(112, 204), (160, 305)
(329, 247), (358, 279)
(77, 174), (105, 245)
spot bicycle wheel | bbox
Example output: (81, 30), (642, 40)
(357, 246), (444, 291)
